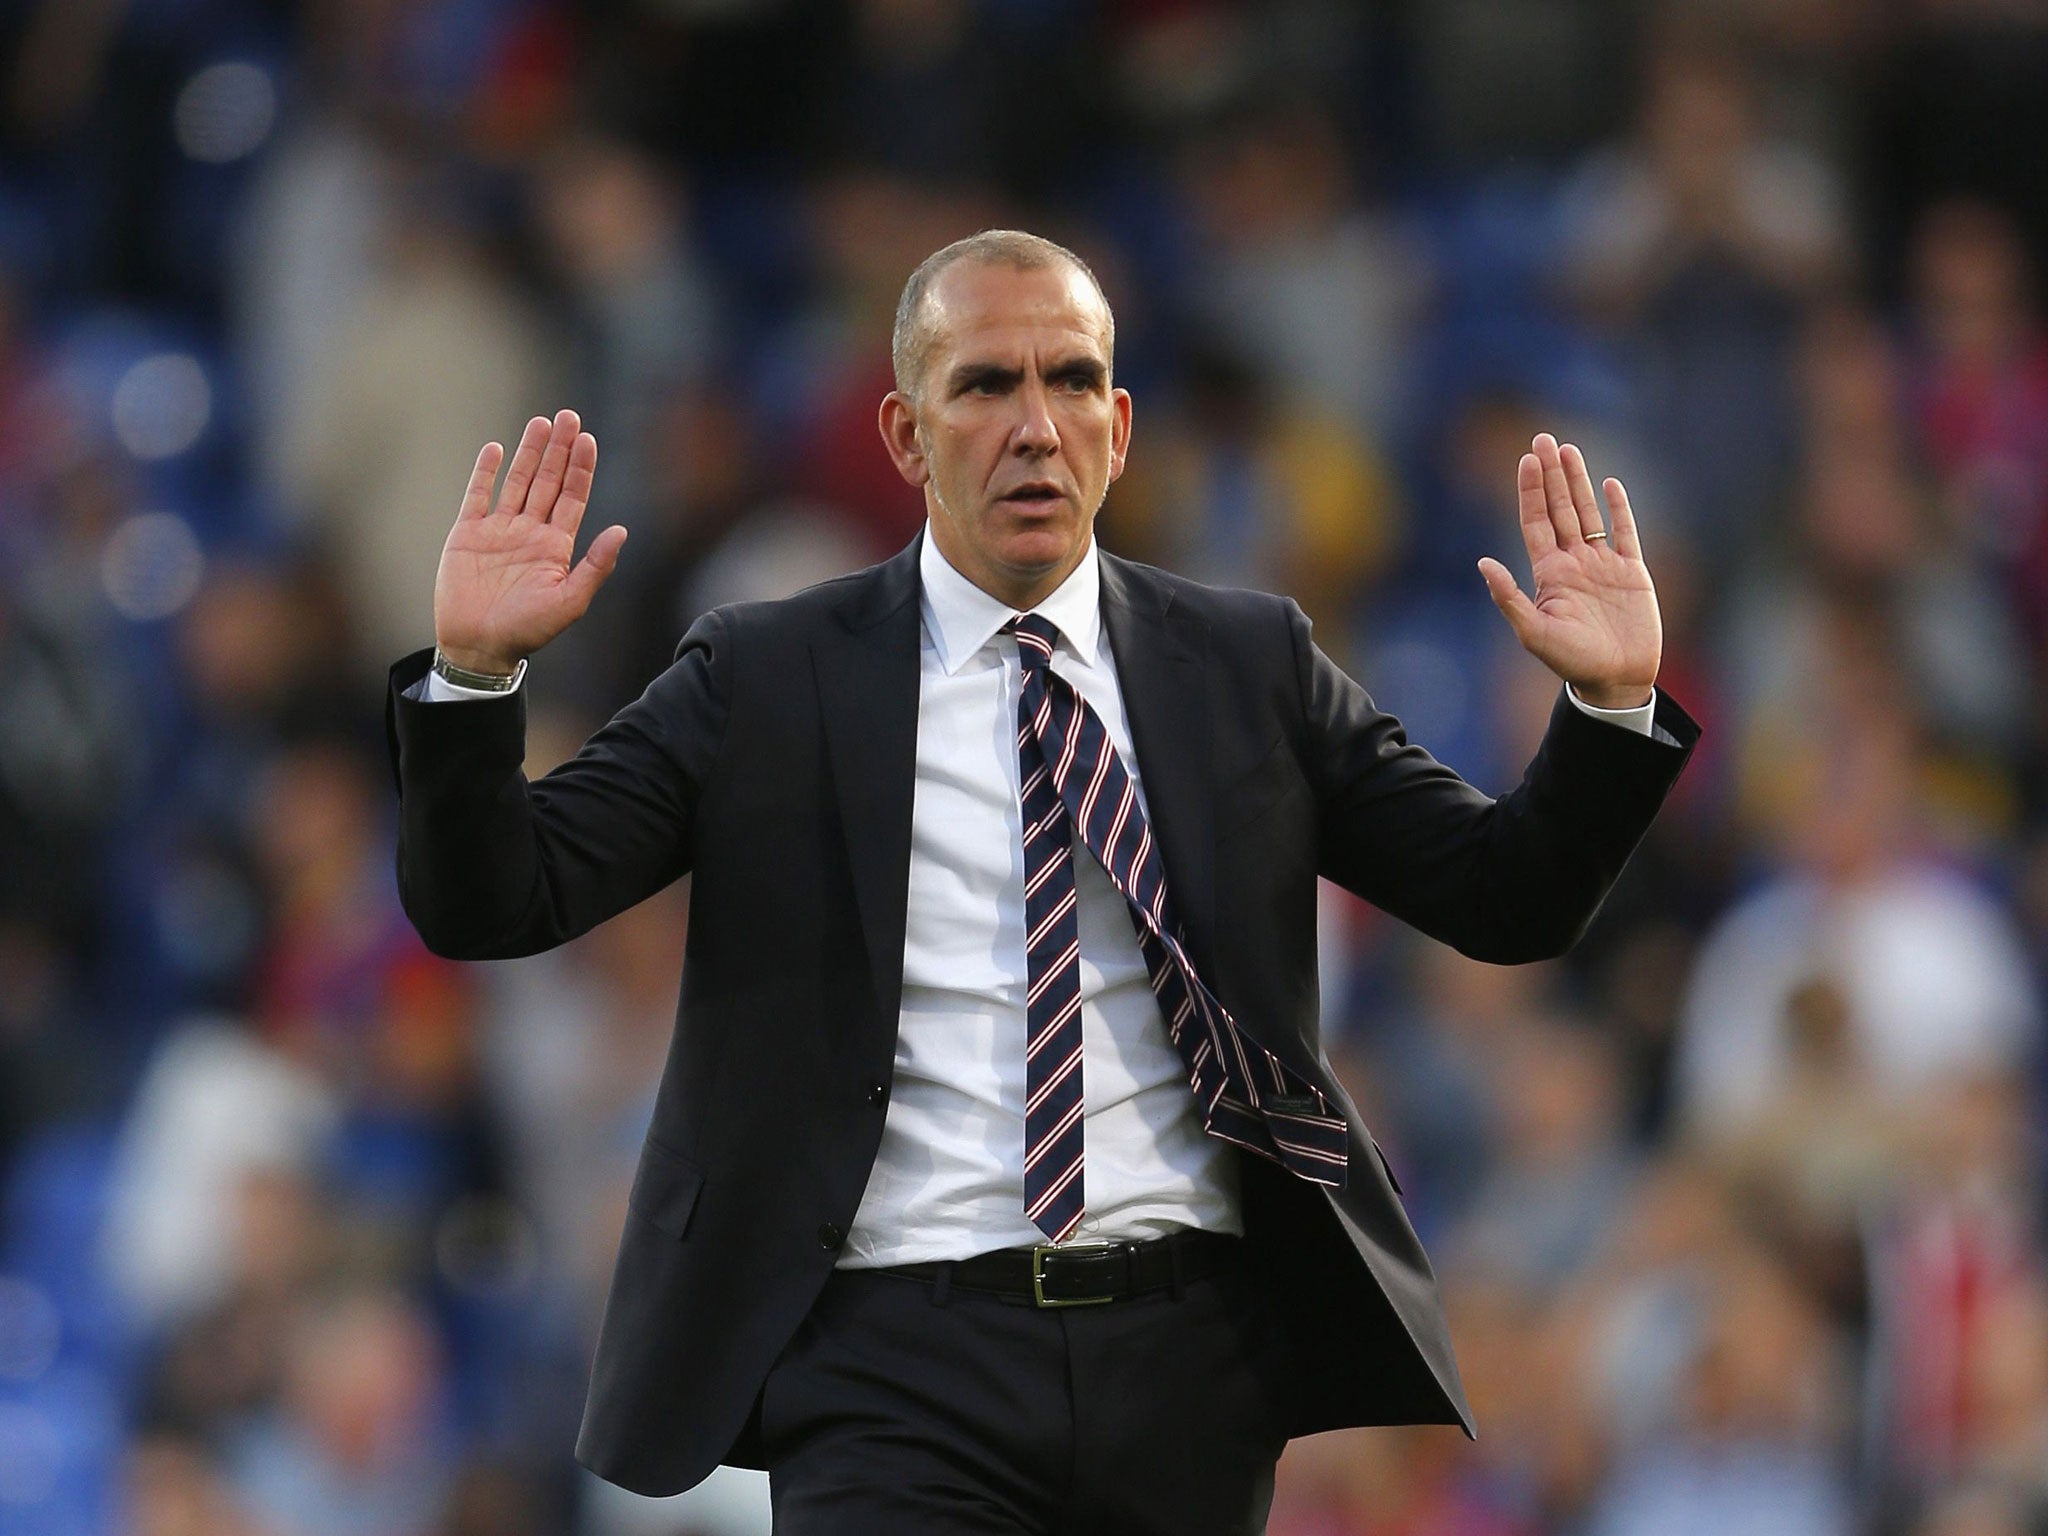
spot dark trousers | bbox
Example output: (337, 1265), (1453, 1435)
(759, 1242), (1291, 1535)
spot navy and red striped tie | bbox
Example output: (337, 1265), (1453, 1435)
(1011, 612), (1348, 1245)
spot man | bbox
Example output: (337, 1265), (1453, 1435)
(388, 230), (1696, 1533)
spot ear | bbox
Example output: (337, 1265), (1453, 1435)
(1106, 387), (1133, 485)
(878, 392), (930, 488)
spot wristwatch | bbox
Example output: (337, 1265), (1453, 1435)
(432, 648), (528, 693)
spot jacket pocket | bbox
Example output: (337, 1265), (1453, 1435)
(627, 1136), (706, 1241)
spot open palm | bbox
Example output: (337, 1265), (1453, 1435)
(435, 409), (627, 675)
(1477, 434), (1661, 710)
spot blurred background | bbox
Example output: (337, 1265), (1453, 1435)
(1, 0), (2047, 1531)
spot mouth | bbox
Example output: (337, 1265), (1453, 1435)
(996, 482), (1066, 509)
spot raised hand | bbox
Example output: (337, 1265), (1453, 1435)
(1477, 434), (1661, 710)
(434, 409), (627, 675)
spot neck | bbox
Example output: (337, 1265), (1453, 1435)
(925, 522), (1089, 612)
(987, 558), (1083, 612)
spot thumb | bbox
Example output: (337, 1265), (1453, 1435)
(565, 525), (628, 614)
(1477, 557), (1542, 650)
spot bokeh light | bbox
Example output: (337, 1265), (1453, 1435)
(108, 353), (211, 461)
(173, 62), (277, 165)
(100, 511), (205, 621)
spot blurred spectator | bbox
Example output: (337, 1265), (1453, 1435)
(479, 883), (686, 1314)
(527, 131), (716, 534)
(234, 97), (397, 511)
(1407, 388), (1563, 596)
(164, 556), (366, 821)
(1701, 974), (1899, 1321)
(1581, 1244), (1853, 1536)
(1109, 334), (1400, 661)
(0, 915), (98, 1187)
(1178, 97), (1432, 441)
(785, 169), (991, 556)
(1674, 690), (2039, 1130)
(278, 183), (556, 681)
(1902, 200), (2048, 656)
(1353, 945), (1552, 1239)
(1559, 43), (1848, 549)
(223, 1285), (455, 1536)
(1446, 1015), (1636, 1296)
(0, 461), (142, 939)
(596, 385), (767, 697)
(101, 1017), (336, 1330)
(1562, 43), (1847, 313)
(125, 1432), (263, 1536)
(1719, 409), (2032, 764)
(1870, 1072), (2046, 1495)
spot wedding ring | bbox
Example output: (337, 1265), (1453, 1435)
(1585, 530), (1609, 542)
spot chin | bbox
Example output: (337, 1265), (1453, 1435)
(998, 533), (1079, 575)
(994, 508), (1082, 552)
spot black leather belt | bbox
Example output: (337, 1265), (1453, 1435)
(884, 1229), (1238, 1308)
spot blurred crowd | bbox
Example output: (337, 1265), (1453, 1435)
(2, 0), (2048, 1532)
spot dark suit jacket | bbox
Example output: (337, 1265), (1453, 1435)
(386, 535), (1698, 1497)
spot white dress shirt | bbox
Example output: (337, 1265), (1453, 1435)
(840, 534), (1244, 1264)
(423, 531), (1659, 1265)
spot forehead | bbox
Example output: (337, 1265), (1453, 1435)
(923, 260), (1111, 366)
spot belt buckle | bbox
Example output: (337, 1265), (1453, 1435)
(1031, 1241), (1122, 1308)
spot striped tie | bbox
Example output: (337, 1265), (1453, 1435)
(1011, 613), (1348, 1245)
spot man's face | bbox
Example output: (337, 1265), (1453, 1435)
(879, 259), (1131, 608)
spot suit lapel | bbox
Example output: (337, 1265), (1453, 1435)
(1102, 553), (1335, 1091)
(1099, 552), (1218, 971)
(813, 537), (924, 1029)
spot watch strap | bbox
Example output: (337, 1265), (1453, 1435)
(432, 648), (528, 693)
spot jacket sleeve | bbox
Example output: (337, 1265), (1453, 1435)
(385, 609), (734, 960)
(1288, 600), (1698, 963)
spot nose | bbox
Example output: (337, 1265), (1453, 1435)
(1010, 376), (1059, 458)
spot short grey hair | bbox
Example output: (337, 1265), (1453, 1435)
(891, 229), (1115, 399)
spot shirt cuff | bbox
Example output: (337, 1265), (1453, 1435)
(419, 665), (526, 703)
(1565, 683), (1656, 738)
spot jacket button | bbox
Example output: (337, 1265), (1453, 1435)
(865, 1080), (887, 1107)
(817, 1222), (844, 1250)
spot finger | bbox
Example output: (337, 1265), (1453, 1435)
(1603, 476), (1643, 560)
(1516, 452), (1558, 560)
(1478, 556), (1544, 652)
(495, 416), (552, 517)
(563, 525), (628, 615)
(1533, 433), (1580, 547)
(548, 431), (598, 533)
(459, 442), (504, 521)
(525, 408), (581, 523)
(1560, 442), (1605, 541)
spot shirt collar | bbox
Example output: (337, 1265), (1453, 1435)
(918, 524), (1104, 676)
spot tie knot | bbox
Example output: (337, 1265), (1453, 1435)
(1008, 613), (1060, 674)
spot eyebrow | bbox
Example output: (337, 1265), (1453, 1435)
(948, 362), (1021, 397)
(945, 355), (1108, 398)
